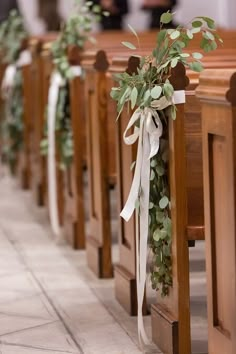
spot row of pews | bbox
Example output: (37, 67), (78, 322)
(1, 28), (236, 354)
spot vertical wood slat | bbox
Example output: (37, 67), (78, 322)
(63, 47), (86, 249)
(82, 51), (113, 278)
(151, 63), (191, 354)
(20, 63), (33, 189)
(196, 69), (236, 354)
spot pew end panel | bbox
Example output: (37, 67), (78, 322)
(64, 47), (86, 249)
(196, 69), (236, 354)
(110, 56), (148, 315)
(83, 51), (113, 278)
(151, 63), (191, 354)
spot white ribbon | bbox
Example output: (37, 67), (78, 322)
(120, 91), (185, 348)
(1, 50), (32, 98)
(47, 66), (81, 236)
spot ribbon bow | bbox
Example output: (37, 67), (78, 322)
(1, 50), (32, 99)
(120, 91), (185, 347)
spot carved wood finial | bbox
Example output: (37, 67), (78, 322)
(94, 50), (109, 72)
(126, 56), (140, 75)
(169, 62), (189, 91)
(226, 72), (236, 106)
(68, 46), (82, 66)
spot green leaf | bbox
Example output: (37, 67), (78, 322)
(121, 41), (136, 50)
(160, 12), (173, 24)
(156, 211), (165, 223)
(171, 57), (178, 68)
(157, 30), (167, 45)
(192, 20), (202, 28)
(128, 24), (139, 42)
(149, 202), (154, 209)
(202, 16), (216, 29)
(170, 30), (180, 40)
(156, 165), (165, 176)
(180, 53), (190, 58)
(159, 196), (169, 209)
(204, 31), (215, 41)
(150, 169), (155, 181)
(153, 228), (167, 242)
(151, 85), (162, 99)
(186, 29), (193, 39)
(192, 52), (203, 59)
(189, 61), (204, 72)
(131, 86), (138, 109)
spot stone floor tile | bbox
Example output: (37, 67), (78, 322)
(0, 314), (56, 337)
(0, 294), (58, 321)
(0, 322), (79, 353)
(0, 343), (78, 354)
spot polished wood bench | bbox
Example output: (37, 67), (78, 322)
(196, 68), (236, 354)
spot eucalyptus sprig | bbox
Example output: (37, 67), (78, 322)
(111, 13), (222, 296)
(111, 13), (222, 118)
(51, 0), (107, 80)
(41, 0), (106, 169)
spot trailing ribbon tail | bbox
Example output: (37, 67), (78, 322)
(47, 72), (65, 237)
(47, 66), (82, 237)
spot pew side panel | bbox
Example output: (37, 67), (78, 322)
(64, 48), (86, 249)
(20, 63), (33, 189)
(83, 51), (113, 278)
(196, 69), (236, 354)
(151, 64), (191, 354)
(110, 56), (146, 315)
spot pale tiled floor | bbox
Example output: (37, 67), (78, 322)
(0, 171), (208, 354)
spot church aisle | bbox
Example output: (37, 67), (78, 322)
(0, 172), (153, 354)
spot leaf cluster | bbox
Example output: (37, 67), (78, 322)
(111, 13), (222, 296)
(0, 10), (28, 64)
(51, 0), (106, 80)
(1, 70), (24, 172)
(111, 13), (222, 119)
(42, 0), (106, 168)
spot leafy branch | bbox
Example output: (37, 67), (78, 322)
(111, 12), (222, 295)
(41, 0), (106, 169)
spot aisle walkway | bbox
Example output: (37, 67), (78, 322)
(0, 173), (153, 354)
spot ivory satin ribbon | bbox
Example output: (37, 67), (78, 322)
(1, 50), (32, 98)
(47, 67), (82, 236)
(120, 91), (185, 347)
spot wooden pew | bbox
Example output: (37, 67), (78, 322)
(39, 40), (65, 225)
(19, 57), (33, 189)
(29, 35), (57, 206)
(196, 69), (236, 354)
(63, 47), (86, 249)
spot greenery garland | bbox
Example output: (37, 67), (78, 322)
(111, 13), (222, 296)
(0, 10), (28, 172)
(41, 0), (107, 169)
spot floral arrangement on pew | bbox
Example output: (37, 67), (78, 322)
(40, 0), (107, 236)
(0, 10), (28, 172)
(40, 0), (107, 169)
(111, 12), (221, 343)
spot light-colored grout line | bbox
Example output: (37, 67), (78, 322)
(0, 340), (75, 353)
(0, 319), (58, 338)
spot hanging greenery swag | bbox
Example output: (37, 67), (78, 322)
(40, 0), (107, 169)
(110, 12), (222, 296)
(0, 10), (28, 172)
